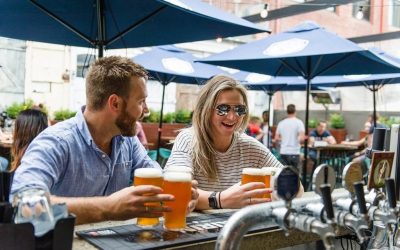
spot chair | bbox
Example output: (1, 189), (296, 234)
(159, 148), (172, 168)
(147, 150), (158, 161)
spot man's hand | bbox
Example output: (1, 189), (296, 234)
(106, 185), (174, 221)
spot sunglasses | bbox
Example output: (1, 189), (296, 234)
(215, 104), (247, 117)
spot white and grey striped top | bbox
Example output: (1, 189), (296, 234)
(165, 128), (283, 192)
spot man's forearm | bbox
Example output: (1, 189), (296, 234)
(51, 195), (111, 225)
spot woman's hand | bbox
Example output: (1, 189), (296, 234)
(187, 180), (199, 214)
(220, 182), (272, 209)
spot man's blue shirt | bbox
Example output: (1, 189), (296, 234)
(12, 109), (159, 197)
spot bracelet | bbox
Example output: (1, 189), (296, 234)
(218, 191), (223, 209)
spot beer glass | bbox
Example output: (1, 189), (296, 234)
(163, 170), (192, 231)
(134, 168), (163, 228)
(241, 168), (266, 198)
(13, 188), (55, 236)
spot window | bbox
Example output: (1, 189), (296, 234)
(352, 0), (371, 21)
(76, 54), (95, 78)
(389, 0), (400, 27)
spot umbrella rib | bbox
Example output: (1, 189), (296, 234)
(107, 6), (168, 47)
(278, 59), (305, 77)
(30, 0), (94, 46)
(313, 53), (353, 77)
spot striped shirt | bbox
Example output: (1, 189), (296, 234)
(166, 128), (283, 191)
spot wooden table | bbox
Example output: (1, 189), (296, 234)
(311, 144), (359, 183)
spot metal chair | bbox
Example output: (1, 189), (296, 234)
(159, 148), (171, 168)
(147, 150), (158, 161)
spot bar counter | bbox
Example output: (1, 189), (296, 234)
(72, 190), (344, 250)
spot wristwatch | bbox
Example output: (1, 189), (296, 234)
(208, 191), (219, 209)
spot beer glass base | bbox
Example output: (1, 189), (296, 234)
(163, 226), (185, 232)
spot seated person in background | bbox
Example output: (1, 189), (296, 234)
(166, 75), (303, 210)
(12, 56), (198, 224)
(309, 121), (336, 147)
(0, 127), (12, 171)
(260, 110), (272, 148)
(308, 120), (336, 166)
(245, 116), (264, 141)
(10, 109), (48, 171)
(135, 121), (148, 148)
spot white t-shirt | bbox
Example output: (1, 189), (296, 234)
(276, 117), (305, 155)
(166, 128), (283, 191)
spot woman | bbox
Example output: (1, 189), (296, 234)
(166, 75), (302, 210)
(10, 109), (48, 171)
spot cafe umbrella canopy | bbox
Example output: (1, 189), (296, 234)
(132, 45), (228, 156)
(0, 0), (268, 58)
(229, 70), (322, 148)
(309, 48), (400, 128)
(200, 21), (400, 188)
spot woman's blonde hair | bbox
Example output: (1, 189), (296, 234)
(192, 75), (249, 180)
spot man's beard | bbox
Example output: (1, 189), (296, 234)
(116, 101), (137, 137)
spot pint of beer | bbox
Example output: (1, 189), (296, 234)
(262, 167), (280, 200)
(241, 168), (266, 198)
(163, 171), (192, 231)
(134, 168), (163, 228)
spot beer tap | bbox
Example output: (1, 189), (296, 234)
(271, 166), (336, 250)
(304, 164), (368, 244)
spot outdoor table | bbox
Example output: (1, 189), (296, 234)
(311, 144), (359, 184)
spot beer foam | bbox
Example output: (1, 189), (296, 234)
(164, 166), (192, 174)
(135, 168), (163, 178)
(262, 167), (280, 175)
(164, 172), (192, 182)
(242, 168), (265, 176)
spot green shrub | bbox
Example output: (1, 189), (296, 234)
(329, 113), (345, 129)
(53, 109), (76, 121)
(175, 110), (192, 123)
(163, 112), (176, 123)
(5, 99), (36, 119)
(308, 118), (318, 128)
(379, 116), (400, 128)
(142, 109), (160, 123)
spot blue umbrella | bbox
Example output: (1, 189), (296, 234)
(132, 45), (227, 155)
(200, 21), (400, 188)
(299, 48), (400, 127)
(0, 0), (268, 57)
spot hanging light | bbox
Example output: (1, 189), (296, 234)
(356, 6), (364, 20)
(260, 4), (269, 19)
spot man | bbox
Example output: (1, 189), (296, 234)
(309, 120), (336, 146)
(274, 104), (305, 172)
(308, 120), (336, 163)
(12, 56), (197, 224)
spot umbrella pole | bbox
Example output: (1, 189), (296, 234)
(266, 92), (273, 149)
(157, 83), (167, 160)
(303, 75), (311, 190)
(96, 0), (105, 58)
(372, 82), (377, 128)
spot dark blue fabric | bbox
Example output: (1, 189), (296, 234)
(0, 0), (267, 50)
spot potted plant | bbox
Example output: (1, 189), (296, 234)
(51, 109), (76, 125)
(5, 99), (36, 119)
(329, 113), (347, 143)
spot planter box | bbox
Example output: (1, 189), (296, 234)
(329, 128), (347, 143)
(142, 123), (187, 150)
